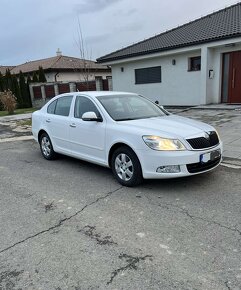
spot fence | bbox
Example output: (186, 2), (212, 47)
(29, 78), (112, 107)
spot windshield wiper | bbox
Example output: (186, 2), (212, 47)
(115, 118), (136, 121)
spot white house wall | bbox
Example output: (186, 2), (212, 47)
(111, 52), (202, 106)
(109, 37), (241, 105)
(45, 71), (111, 83)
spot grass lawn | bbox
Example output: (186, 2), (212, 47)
(17, 119), (32, 126)
(0, 107), (37, 117)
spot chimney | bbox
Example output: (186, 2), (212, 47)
(56, 48), (62, 56)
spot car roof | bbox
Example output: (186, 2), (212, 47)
(56, 91), (138, 98)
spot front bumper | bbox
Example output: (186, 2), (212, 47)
(136, 143), (223, 179)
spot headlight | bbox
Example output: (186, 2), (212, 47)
(142, 135), (186, 151)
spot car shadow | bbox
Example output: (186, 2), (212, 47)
(55, 153), (221, 194)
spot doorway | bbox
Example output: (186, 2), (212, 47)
(222, 51), (241, 103)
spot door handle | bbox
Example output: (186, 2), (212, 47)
(70, 123), (76, 128)
(232, 68), (236, 89)
(46, 119), (51, 123)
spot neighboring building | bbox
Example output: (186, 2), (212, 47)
(97, 3), (241, 105)
(10, 51), (111, 82)
(0, 66), (15, 75)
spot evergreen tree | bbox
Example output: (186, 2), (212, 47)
(0, 72), (3, 110)
(32, 71), (39, 82)
(4, 69), (13, 91)
(19, 71), (31, 108)
(0, 72), (3, 91)
(27, 75), (32, 83)
(12, 74), (23, 108)
(38, 66), (47, 82)
(26, 75), (32, 107)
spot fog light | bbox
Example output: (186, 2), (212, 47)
(156, 165), (180, 173)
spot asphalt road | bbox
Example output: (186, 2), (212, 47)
(0, 140), (241, 290)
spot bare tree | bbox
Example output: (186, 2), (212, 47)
(74, 18), (94, 89)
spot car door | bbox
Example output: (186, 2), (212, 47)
(45, 95), (73, 154)
(69, 95), (106, 165)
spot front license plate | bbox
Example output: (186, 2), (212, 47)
(200, 149), (221, 164)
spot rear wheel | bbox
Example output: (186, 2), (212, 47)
(111, 146), (143, 187)
(39, 132), (56, 160)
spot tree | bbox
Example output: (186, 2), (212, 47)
(26, 75), (32, 107)
(27, 75), (32, 83)
(75, 18), (93, 89)
(19, 71), (31, 108)
(12, 74), (23, 108)
(38, 66), (47, 82)
(0, 72), (4, 110)
(0, 72), (4, 92)
(4, 69), (13, 91)
(32, 72), (39, 82)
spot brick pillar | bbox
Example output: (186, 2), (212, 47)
(54, 83), (59, 96)
(41, 85), (46, 102)
(29, 84), (34, 104)
(107, 78), (113, 91)
(69, 82), (76, 92)
(95, 77), (103, 91)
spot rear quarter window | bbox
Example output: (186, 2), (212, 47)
(47, 100), (57, 114)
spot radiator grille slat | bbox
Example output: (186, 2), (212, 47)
(186, 131), (219, 149)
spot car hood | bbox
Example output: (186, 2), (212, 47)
(118, 115), (214, 139)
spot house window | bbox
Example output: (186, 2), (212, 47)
(135, 66), (161, 84)
(189, 56), (201, 71)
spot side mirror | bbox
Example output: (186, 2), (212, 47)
(82, 111), (102, 122)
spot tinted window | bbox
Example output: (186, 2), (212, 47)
(74, 96), (101, 119)
(135, 66), (161, 84)
(47, 100), (57, 114)
(55, 96), (73, 116)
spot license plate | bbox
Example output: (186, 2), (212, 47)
(200, 149), (221, 163)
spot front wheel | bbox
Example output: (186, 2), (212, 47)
(39, 132), (56, 160)
(111, 146), (143, 187)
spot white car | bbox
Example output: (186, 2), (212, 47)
(32, 92), (222, 186)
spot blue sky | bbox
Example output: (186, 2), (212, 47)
(0, 0), (239, 65)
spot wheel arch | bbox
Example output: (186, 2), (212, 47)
(108, 142), (141, 168)
(38, 129), (49, 144)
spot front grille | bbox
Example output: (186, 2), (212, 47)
(187, 157), (221, 173)
(186, 131), (219, 149)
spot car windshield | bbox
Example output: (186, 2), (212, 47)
(97, 94), (168, 121)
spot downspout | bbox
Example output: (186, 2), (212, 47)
(54, 72), (59, 82)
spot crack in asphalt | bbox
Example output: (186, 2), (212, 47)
(145, 196), (241, 237)
(0, 186), (122, 255)
(78, 225), (118, 246)
(107, 253), (152, 285)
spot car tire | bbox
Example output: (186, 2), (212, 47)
(111, 146), (143, 187)
(39, 132), (56, 160)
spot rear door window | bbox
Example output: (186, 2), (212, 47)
(54, 96), (73, 116)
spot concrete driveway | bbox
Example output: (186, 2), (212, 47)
(0, 107), (241, 290)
